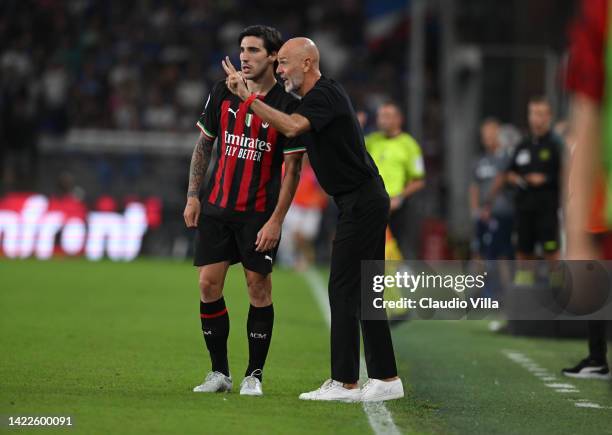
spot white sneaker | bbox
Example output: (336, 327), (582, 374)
(193, 371), (232, 393)
(299, 379), (361, 402)
(240, 369), (263, 396)
(361, 378), (404, 402)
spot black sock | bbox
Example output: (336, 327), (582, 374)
(200, 298), (230, 377)
(245, 304), (274, 381)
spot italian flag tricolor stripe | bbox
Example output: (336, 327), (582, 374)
(196, 121), (216, 140)
(283, 147), (306, 155)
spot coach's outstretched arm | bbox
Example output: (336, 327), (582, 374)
(183, 132), (214, 228)
(222, 58), (311, 138)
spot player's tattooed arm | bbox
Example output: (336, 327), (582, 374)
(184, 132), (213, 228)
(187, 132), (214, 198)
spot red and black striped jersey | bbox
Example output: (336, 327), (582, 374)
(196, 81), (306, 218)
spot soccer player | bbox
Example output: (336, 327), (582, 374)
(223, 37), (403, 402)
(183, 25), (305, 396)
(365, 102), (426, 259)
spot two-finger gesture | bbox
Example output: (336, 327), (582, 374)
(222, 56), (249, 100)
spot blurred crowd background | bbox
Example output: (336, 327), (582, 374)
(0, 0), (578, 264)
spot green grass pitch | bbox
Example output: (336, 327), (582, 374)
(1, 259), (611, 434)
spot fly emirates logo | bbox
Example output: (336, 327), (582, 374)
(223, 130), (272, 162)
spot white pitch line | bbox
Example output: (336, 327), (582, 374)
(545, 383), (577, 389)
(502, 350), (609, 410)
(575, 400), (612, 409)
(575, 402), (605, 409)
(303, 269), (401, 435)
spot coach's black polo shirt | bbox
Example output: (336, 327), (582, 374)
(507, 130), (562, 210)
(294, 76), (379, 196)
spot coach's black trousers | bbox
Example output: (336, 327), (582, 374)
(329, 176), (398, 383)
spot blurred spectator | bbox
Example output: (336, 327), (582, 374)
(0, 1), (413, 135)
(109, 53), (140, 89)
(142, 87), (177, 131)
(365, 101), (425, 259)
(56, 171), (85, 201)
(109, 80), (141, 130)
(470, 118), (514, 261)
(176, 63), (208, 130)
(1, 85), (39, 191)
(72, 60), (107, 127)
(40, 57), (69, 134)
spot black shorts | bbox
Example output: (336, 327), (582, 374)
(193, 212), (278, 275)
(516, 206), (559, 254)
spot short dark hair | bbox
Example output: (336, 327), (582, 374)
(379, 100), (404, 115)
(528, 95), (551, 107)
(481, 116), (500, 126)
(238, 25), (283, 55)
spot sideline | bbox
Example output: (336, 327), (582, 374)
(502, 349), (612, 410)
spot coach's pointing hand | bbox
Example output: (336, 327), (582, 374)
(255, 218), (281, 252)
(222, 56), (249, 100)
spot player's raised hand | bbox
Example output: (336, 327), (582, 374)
(222, 56), (249, 100)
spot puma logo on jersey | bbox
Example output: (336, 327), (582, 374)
(228, 107), (239, 118)
(249, 332), (268, 339)
(262, 122), (269, 129)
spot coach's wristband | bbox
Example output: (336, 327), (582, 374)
(244, 93), (258, 109)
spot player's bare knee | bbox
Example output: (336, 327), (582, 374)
(199, 274), (224, 302)
(246, 274), (271, 306)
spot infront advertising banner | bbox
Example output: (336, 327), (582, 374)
(0, 192), (162, 261)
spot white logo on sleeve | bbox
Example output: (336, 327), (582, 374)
(228, 107), (239, 118)
(265, 255), (273, 263)
(516, 150), (531, 166)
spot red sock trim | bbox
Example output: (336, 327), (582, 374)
(200, 308), (228, 319)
